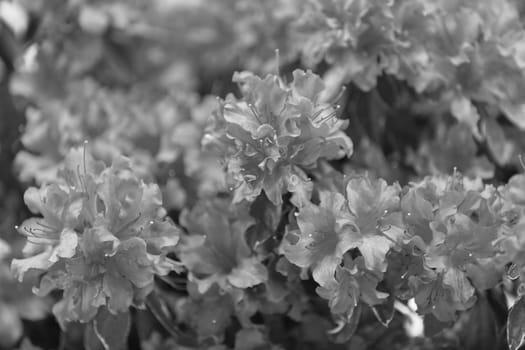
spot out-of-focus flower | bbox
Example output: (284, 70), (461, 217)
(0, 238), (51, 349)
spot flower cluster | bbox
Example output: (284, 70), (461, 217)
(15, 79), (225, 210)
(204, 69), (353, 206)
(402, 174), (502, 321)
(295, 0), (525, 133)
(7, 0), (525, 349)
(11, 146), (180, 325)
(282, 172), (506, 324)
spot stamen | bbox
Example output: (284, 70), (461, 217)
(275, 49), (280, 77)
(313, 105), (340, 122)
(331, 86), (346, 105)
(115, 212), (142, 236)
(248, 103), (262, 124)
(36, 221), (55, 230)
(312, 106), (330, 121)
(21, 226), (52, 239)
(81, 140), (90, 197)
(377, 226), (398, 245)
(83, 140), (88, 173)
(76, 165), (86, 195)
(318, 110), (338, 124)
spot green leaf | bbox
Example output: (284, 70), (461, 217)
(84, 323), (103, 350)
(145, 290), (195, 344)
(327, 303), (362, 344)
(90, 309), (130, 350)
(371, 296), (395, 327)
(423, 313), (453, 337)
(508, 296), (525, 350)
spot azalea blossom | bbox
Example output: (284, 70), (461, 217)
(204, 69), (352, 206)
(12, 147), (180, 324)
(178, 198), (267, 294)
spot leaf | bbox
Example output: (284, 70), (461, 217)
(423, 313), (453, 337)
(246, 192), (282, 249)
(371, 296), (395, 327)
(458, 293), (503, 350)
(91, 309), (130, 350)
(145, 290), (196, 346)
(84, 323), (104, 350)
(192, 294), (234, 339)
(327, 303), (362, 344)
(508, 296), (525, 350)
(235, 328), (278, 350)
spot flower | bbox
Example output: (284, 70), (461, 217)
(204, 69), (352, 206)
(344, 176), (406, 272)
(178, 198), (267, 294)
(403, 173), (502, 321)
(281, 191), (354, 288)
(12, 147), (180, 324)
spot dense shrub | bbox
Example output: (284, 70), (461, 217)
(2, 1), (525, 349)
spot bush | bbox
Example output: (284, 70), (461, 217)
(2, 0), (525, 349)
